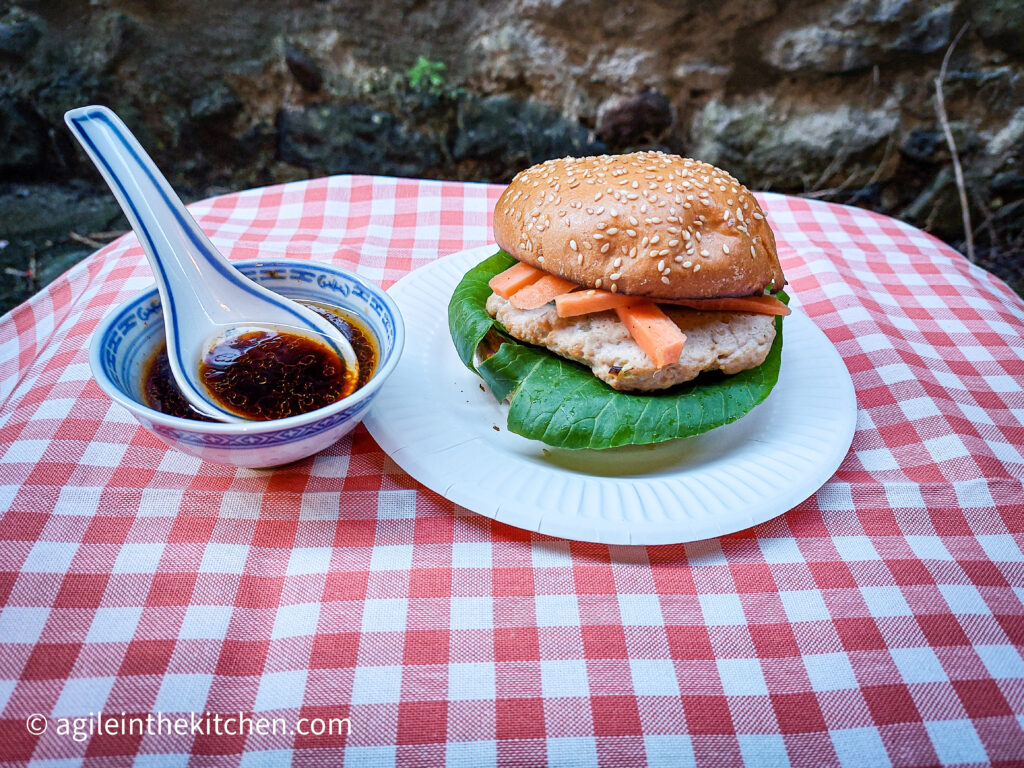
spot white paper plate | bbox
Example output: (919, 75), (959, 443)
(364, 245), (857, 545)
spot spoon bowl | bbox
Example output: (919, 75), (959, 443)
(64, 105), (358, 422)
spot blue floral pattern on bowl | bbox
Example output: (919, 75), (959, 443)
(90, 258), (404, 468)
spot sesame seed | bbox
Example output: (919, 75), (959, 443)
(595, 193), (603, 201)
(701, 249), (710, 257)
(611, 283), (618, 293)
(610, 208), (619, 217)
(597, 222), (606, 229)
(695, 232), (702, 241)
(641, 236), (649, 248)
(570, 239), (578, 251)
(682, 231), (691, 241)
(650, 235), (660, 245)
(629, 247), (637, 258)
(595, 278), (603, 288)
(610, 272), (621, 280)
(661, 276), (671, 284)
(577, 254), (583, 265)
(600, 243), (610, 253)
(606, 227), (619, 235)
(723, 244), (730, 254)
(662, 267), (671, 275)
(660, 249), (670, 257)
(628, 216), (638, 226)
(669, 240), (679, 247)
(595, 207), (605, 214)
(750, 245), (756, 257)
(613, 257), (622, 267)
(674, 255), (684, 263)
(753, 212), (764, 220)
(683, 260), (692, 268)
(693, 264), (701, 272)
(594, 233), (605, 240)
(584, 241), (593, 250)
(538, 256), (544, 262)
(657, 259), (665, 271)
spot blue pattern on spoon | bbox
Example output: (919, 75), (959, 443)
(64, 105), (358, 422)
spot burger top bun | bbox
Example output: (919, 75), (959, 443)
(493, 151), (786, 300)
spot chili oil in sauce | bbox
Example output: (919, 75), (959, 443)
(141, 302), (378, 421)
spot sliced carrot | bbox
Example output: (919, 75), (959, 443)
(509, 274), (580, 310)
(557, 289), (790, 317)
(614, 301), (687, 368)
(488, 261), (546, 299)
(663, 294), (791, 316)
(555, 289), (632, 317)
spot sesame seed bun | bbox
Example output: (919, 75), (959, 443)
(493, 151), (786, 299)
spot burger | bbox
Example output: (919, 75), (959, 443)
(448, 151), (790, 449)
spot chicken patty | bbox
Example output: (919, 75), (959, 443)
(485, 292), (777, 391)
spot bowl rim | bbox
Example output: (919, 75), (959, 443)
(89, 257), (405, 434)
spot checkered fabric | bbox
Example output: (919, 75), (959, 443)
(0, 176), (1022, 767)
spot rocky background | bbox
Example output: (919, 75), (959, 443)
(1, 0), (1021, 313)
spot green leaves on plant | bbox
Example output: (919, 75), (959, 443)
(406, 55), (447, 95)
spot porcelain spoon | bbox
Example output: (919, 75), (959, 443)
(65, 105), (358, 423)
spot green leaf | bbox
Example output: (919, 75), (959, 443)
(447, 250), (516, 370)
(448, 251), (786, 449)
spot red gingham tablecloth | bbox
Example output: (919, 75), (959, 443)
(0, 175), (1023, 768)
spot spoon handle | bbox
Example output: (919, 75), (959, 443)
(64, 105), (237, 325)
(65, 105), (361, 424)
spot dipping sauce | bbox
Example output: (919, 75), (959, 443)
(200, 328), (352, 420)
(142, 302), (378, 421)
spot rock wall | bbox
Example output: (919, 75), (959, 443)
(0, 0), (1021, 310)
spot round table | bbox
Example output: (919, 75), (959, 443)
(0, 175), (1022, 767)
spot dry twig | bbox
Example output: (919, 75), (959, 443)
(69, 231), (105, 250)
(934, 23), (973, 261)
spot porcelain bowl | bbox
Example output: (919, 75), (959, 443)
(90, 258), (405, 468)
